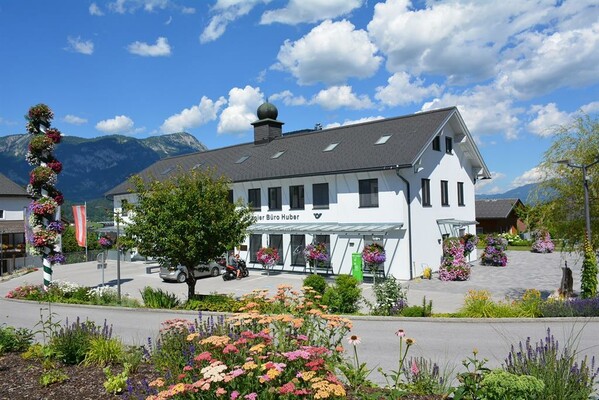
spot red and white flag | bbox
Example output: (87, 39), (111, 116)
(72, 205), (87, 247)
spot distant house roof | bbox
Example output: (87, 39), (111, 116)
(475, 198), (524, 219)
(0, 173), (28, 197)
(106, 106), (491, 197)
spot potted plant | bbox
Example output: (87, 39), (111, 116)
(362, 243), (386, 283)
(304, 242), (329, 273)
(439, 237), (471, 281)
(256, 247), (279, 275)
(98, 235), (113, 250)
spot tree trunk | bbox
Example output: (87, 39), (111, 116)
(184, 266), (197, 301)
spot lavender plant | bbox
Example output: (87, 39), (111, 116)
(504, 328), (599, 400)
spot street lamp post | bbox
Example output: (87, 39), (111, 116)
(115, 211), (121, 302)
(556, 157), (599, 241)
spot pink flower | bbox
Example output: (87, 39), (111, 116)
(347, 335), (361, 346)
(396, 329), (405, 337)
(411, 359), (420, 375)
(244, 393), (258, 400)
(216, 387), (226, 396)
(230, 390), (240, 400)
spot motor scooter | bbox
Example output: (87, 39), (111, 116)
(220, 258), (249, 281)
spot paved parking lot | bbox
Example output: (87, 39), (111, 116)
(0, 250), (585, 313)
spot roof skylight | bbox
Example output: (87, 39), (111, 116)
(235, 155), (250, 164)
(161, 166), (175, 175)
(192, 163), (203, 170)
(323, 143), (339, 152)
(271, 150), (285, 159)
(375, 135), (392, 145)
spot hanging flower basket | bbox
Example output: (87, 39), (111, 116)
(256, 247), (279, 269)
(461, 233), (478, 258)
(31, 228), (58, 248)
(48, 188), (64, 205)
(47, 252), (66, 264)
(29, 197), (58, 216)
(304, 242), (329, 270)
(46, 160), (63, 174)
(27, 104), (54, 122)
(47, 221), (65, 234)
(29, 166), (56, 187)
(28, 135), (54, 157)
(362, 243), (386, 278)
(45, 128), (62, 144)
(98, 236), (113, 249)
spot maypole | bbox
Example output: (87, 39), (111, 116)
(25, 104), (65, 290)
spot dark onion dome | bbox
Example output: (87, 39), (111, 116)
(257, 101), (278, 120)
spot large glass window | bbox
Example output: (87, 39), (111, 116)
(268, 187), (282, 211)
(249, 234), (262, 263)
(0, 210), (4, 219)
(227, 190), (234, 204)
(421, 179), (431, 207)
(289, 185), (305, 210)
(290, 235), (306, 266)
(457, 182), (465, 206)
(313, 183), (329, 209)
(359, 179), (378, 208)
(269, 234), (284, 265)
(441, 180), (449, 206)
(248, 189), (261, 211)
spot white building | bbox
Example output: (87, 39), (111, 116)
(0, 172), (29, 274)
(107, 104), (490, 280)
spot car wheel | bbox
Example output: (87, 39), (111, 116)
(177, 272), (186, 283)
(210, 266), (220, 277)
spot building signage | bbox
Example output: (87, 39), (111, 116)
(256, 213), (301, 221)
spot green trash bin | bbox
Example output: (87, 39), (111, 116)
(351, 253), (363, 282)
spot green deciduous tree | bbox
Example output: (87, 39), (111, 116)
(534, 113), (599, 251)
(124, 168), (255, 300)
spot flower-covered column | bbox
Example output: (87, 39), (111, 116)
(25, 104), (65, 290)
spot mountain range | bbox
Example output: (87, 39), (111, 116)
(475, 182), (539, 203)
(0, 132), (206, 201)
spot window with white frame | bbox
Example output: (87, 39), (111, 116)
(421, 179), (431, 207)
(248, 189), (261, 211)
(269, 234), (284, 265)
(289, 185), (304, 210)
(268, 187), (282, 211)
(441, 180), (449, 206)
(290, 235), (305, 266)
(457, 182), (465, 206)
(312, 183), (329, 209)
(249, 234), (261, 262)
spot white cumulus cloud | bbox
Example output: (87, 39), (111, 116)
(200, 0), (270, 44)
(63, 115), (88, 125)
(160, 96), (227, 133)
(65, 36), (94, 55)
(96, 115), (136, 134)
(422, 83), (522, 140)
(218, 86), (264, 134)
(311, 86), (374, 110)
(375, 72), (442, 106)
(325, 116), (385, 129)
(269, 90), (307, 106)
(274, 19), (381, 85)
(527, 103), (570, 137)
(474, 171), (505, 194)
(89, 3), (104, 16)
(511, 167), (548, 187)
(109, 0), (168, 13)
(261, 0), (363, 25)
(127, 37), (171, 57)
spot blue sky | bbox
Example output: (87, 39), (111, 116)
(1, 0), (597, 195)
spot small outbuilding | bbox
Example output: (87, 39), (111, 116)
(475, 198), (526, 234)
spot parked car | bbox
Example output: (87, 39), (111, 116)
(159, 261), (220, 282)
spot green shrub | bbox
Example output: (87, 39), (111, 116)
(459, 290), (520, 318)
(480, 370), (544, 400)
(323, 274), (361, 314)
(120, 346), (145, 373)
(368, 275), (407, 316)
(517, 289), (543, 318)
(303, 274), (327, 295)
(49, 318), (112, 365)
(401, 298), (433, 317)
(184, 294), (242, 312)
(580, 235), (598, 298)
(140, 286), (180, 309)
(83, 337), (124, 367)
(0, 325), (34, 354)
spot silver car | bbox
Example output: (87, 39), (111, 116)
(159, 261), (220, 283)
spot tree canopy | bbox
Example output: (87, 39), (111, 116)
(124, 168), (255, 300)
(532, 113), (599, 250)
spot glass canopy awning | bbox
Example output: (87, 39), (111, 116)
(248, 222), (403, 235)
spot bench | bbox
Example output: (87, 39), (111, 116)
(145, 265), (160, 274)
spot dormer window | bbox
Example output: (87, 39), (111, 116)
(323, 143), (339, 152)
(432, 136), (441, 151)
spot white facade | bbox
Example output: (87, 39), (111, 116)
(0, 197), (28, 221)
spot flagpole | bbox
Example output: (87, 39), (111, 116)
(84, 202), (88, 262)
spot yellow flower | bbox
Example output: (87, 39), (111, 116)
(249, 343), (266, 353)
(243, 361), (258, 370)
(186, 333), (199, 341)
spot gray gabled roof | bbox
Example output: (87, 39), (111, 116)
(106, 107), (491, 197)
(475, 198), (524, 219)
(0, 173), (28, 197)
